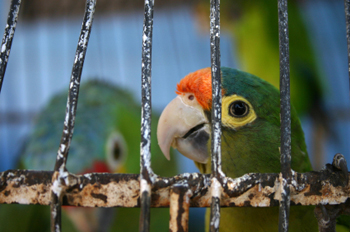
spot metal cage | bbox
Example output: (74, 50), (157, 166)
(0, 0), (349, 232)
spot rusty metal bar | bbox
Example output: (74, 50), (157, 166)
(345, 0), (350, 95)
(169, 184), (191, 232)
(50, 1), (96, 231)
(209, 0), (223, 231)
(139, 0), (155, 232)
(0, 0), (21, 93)
(1, 164), (349, 208)
(278, 0), (291, 231)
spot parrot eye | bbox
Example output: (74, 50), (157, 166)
(229, 100), (249, 117)
(106, 132), (127, 172)
(112, 142), (121, 160)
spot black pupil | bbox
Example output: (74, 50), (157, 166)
(231, 101), (247, 117)
(113, 142), (121, 160)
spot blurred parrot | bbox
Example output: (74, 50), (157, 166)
(0, 80), (178, 232)
(157, 67), (319, 231)
(194, 0), (328, 169)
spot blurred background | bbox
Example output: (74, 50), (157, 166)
(0, 0), (349, 230)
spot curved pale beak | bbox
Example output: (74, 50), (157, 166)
(157, 93), (210, 163)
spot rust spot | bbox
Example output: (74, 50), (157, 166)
(243, 201), (251, 207)
(151, 192), (160, 203)
(133, 188), (140, 199)
(177, 194), (186, 231)
(229, 202), (236, 207)
(0, 178), (7, 192)
(304, 184), (322, 197)
(248, 193), (254, 200)
(12, 182), (20, 188)
(321, 186), (332, 197)
(91, 193), (107, 203)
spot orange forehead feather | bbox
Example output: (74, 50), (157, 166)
(176, 67), (212, 110)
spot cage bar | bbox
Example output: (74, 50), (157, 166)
(0, 1), (349, 232)
(345, 0), (350, 92)
(169, 184), (191, 232)
(0, 0), (21, 92)
(278, 0), (292, 231)
(209, 0), (223, 231)
(139, 0), (155, 232)
(50, 1), (96, 231)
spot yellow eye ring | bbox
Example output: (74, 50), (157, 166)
(222, 95), (257, 129)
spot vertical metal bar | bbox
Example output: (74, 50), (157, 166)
(209, 0), (223, 232)
(278, 0), (291, 231)
(50, 1), (96, 231)
(344, 0), (350, 95)
(139, 1), (154, 232)
(169, 185), (191, 232)
(0, 0), (21, 93)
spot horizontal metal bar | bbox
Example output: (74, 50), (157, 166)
(1, 166), (349, 208)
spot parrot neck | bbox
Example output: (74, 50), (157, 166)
(197, 121), (282, 176)
(219, 115), (311, 178)
(220, 123), (282, 178)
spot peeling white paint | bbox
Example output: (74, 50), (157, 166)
(85, 173), (93, 180)
(142, 34), (148, 42)
(51, 179), (62, 196)
(227, 174), (251, 191)
(214, 214), (220, 228)
(211, 177), (221, 198)
(1, 43), (6, 53)
(60, 144), (66, 153)
(140, 179), (151, 193)
(182, 173), (191, 178)
(7, 172), (15, 177)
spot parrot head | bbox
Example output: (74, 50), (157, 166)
(157, 67), (311, 176)
(21, 80), (137, 174)
(22, 79), (177, 176)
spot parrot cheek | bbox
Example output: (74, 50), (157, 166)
(173, 124), (210, 163)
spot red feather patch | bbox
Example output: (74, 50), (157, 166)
(176, 67), (213, 110)
(81, 160), (111, 174)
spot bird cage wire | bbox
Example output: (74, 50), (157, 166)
(0, 0), (350, 231)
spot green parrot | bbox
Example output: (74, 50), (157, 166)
(194, 0), (328, 169)
(157, 67), (318, 231)
(0, 80), (178, 232)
